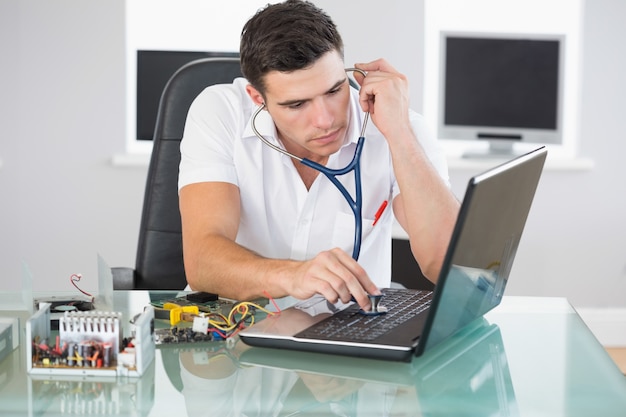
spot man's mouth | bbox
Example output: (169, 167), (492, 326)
(310, 129), (341, 146)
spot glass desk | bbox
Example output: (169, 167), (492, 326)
(0, 292), (624, 416)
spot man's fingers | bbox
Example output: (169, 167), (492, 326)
(292, 249), (381, 310)
(325, 249), (380, 309)
(354, 58), (395, 74)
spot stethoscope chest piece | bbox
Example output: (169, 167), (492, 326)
(358, 294), (388, 316)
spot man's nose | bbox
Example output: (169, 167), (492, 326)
(310, 100), (334, 130)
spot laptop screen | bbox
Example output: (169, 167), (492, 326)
(417, 147), (546, 355)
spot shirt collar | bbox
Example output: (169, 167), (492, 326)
(243, 105), (279, 144)
(344, 89), (365, 147)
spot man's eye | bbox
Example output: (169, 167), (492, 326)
(288, 102), (304, 109)
(329, 86), (342, 95)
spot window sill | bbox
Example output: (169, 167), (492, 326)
(442, 141), (594, 172)
(111, 153), (150, 167)
(447, 155), (594, 171)
(111, 150), (595, 172)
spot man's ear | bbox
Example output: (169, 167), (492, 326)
(245, 84), (265, 106)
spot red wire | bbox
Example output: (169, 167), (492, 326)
(263, 290), (282, 314)
(209, 327), (229, 339)
(70, 273), (94, 301)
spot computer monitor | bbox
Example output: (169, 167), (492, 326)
(136, 50), (239, 141)
(438, 32), (565, 158)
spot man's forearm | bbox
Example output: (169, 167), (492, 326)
(184, 234), (296, 300)
(389, 129), (460, 281)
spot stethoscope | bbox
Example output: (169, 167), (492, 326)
(250, 68), (369, 261)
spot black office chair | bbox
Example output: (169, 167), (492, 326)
(113, 58), (243, 290)
(391, 238), (434, 290)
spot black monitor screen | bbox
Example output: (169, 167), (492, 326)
(136, 50), (239, 141)
(443, 36), (560, 130)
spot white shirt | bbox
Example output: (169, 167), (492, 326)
(179, 77), (449, 293)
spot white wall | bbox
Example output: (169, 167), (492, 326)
(0, 0), (21, 291)
(0, 0), (144, 294)
(505, 0), (626, 309)
(314, 0), (425, 112)
(1, 1), (625, 316)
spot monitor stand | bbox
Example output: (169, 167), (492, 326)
(462, 140), (524, 159)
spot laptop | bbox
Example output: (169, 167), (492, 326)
(239, 147), (547, 362)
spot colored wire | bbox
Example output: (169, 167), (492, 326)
(202, 295), (281, 338)
(70, 273), (94, 302)
(264, 290), (282, 313)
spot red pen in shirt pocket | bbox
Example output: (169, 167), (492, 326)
(372, 200), (388, 226)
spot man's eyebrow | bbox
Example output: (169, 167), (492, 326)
(276, 78), (347, 107)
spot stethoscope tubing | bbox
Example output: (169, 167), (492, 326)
(300, 137), (364, 260)
(251, 68), (369, 260)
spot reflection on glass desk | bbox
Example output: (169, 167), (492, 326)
(236, 318), (515, 416)
(29, 365), (155, 416)
(0, 291), (625, 416)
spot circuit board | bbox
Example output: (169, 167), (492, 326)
(150, 292), (246, 345)
(149, 292), (235, 314)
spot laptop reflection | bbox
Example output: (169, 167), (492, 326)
(167, 318), (519, 416)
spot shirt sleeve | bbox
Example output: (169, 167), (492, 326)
(178, 85), (243, 192)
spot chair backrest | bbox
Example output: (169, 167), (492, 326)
(134, 58), (243, 289)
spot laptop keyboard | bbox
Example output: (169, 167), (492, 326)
(295, 288), (433, 342)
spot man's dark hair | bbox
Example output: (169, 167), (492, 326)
(240, 0), (344, 95)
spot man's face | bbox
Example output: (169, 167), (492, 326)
(248, 50), (351, 164)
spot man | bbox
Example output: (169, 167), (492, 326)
(178, 0), (459, 310)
